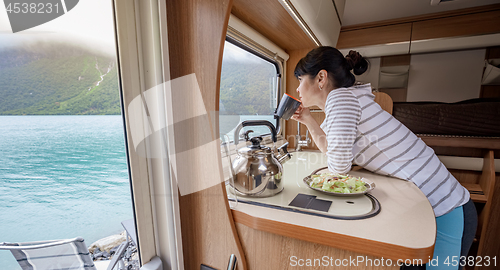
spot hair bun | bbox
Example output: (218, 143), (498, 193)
(345, 50), (361, 70)
(345, 50), (368, 75)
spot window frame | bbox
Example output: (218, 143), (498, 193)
(113, 0), (181, 268)
(222, 26), (285, 141)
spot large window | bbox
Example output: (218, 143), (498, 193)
(0, 1), (134, 269)
(219, 36), (283, 142)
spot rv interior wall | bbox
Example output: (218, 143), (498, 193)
(164, 0), (247, 270)
(285, 48), (319, 149)
(407, 49), (485, 102)
(354, 50), (487, 103)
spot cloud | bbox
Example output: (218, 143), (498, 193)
(0, 32), (115, 57)
(0, 0), (115, 55)
(222, 41), (266, 64)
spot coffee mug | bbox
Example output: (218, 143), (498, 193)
(275, 93), (301, 120)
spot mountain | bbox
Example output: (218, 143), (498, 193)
(0, 42), (121, 115)
(219, 60), (277, 116)
(0, 41), (278, 116)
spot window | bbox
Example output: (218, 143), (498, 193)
(0, 2), (134, 269)
(219, 33), (283, 142)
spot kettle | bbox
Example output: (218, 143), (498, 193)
(228, 120), (291, 197)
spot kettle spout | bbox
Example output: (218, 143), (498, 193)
(275, 142), (292, 165)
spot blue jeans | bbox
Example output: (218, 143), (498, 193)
(427, 204), (464, 269)
(401, 198), (477, 270)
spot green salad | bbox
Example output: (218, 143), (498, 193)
(309, 172), (367, 194)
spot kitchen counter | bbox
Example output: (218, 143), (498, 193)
(228, 151), (436, 262)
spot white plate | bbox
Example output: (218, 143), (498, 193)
(303, 167), (375, 197)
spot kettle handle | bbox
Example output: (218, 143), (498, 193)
(234, 120), (277, 145)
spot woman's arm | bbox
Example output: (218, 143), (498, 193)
(292, 94), (361, 175)
(322, 91), (361, 174)
(291, 105), (327, 153)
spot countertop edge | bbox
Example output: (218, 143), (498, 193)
(232, 209), (435, 261)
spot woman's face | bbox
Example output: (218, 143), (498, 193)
(296, 75), (318, 107)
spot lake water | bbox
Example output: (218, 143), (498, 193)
(0, 114), (279, 268)
(219, 114), (277, 142)
(0, 116), (133, 269)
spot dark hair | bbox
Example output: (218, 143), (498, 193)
(294, 47), (368, 88)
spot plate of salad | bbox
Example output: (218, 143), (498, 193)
(303, 167), (375, 196)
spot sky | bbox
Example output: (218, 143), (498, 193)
(0, 1), (267, 60)
(222, 41), (272, 65)
(0, 0), (116, 54)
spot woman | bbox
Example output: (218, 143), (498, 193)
(291, 46), (477, 270)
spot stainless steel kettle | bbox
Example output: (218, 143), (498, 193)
(229, 120), (291, 197)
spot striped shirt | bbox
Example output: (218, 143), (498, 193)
(320, 83), (469, 217)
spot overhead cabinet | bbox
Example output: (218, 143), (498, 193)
(410, 9), (500, 54)
(410, 9), (500, 41)
(338, 24), (412, 57)
(337, 5), (500, 57)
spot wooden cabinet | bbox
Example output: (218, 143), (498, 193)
(411, 9), (500, 41)
(337, 4), (500, 57)
(165, 0), (248, 269)
(337, 23), (412, 49)
(231, 0), (316, 51)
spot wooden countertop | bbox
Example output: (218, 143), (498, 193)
(229, 151), (436, 261)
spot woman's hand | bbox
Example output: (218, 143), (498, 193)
(291, 104), (314, 125)
(291, 104), (328, 153)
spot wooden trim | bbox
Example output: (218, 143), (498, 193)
(461, 183), (487, 203)
(341, 3), (500, 32)
(374, 92), (393, 115)
(411, 9), (500, 41)
(475, 175), (500, 267)
(479, 150), (496, 198)
(380, 54), (411, 67)
(477, 151), (495, 234)
(231, 0), (316, 51)
(220, 4), (248, 269)
(378, 88), (408, 103)
(165, 0), (247, 269)
(232, 210), (434, 261)
(221, 181), (248, 270)
(337, 23), (412, 49)
(235, 222), (402, 270)
(418, 135), (500, 150)
(475, 151), (497, 265)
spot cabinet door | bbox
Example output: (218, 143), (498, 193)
(337, 23), (412, 57)
(411, 10), (500, 41)
(337, 23), (412, 49)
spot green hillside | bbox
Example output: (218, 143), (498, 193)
(0, 43), (121, 115)
(219, 60), (277, 116)
(0, 42), (277, 116)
